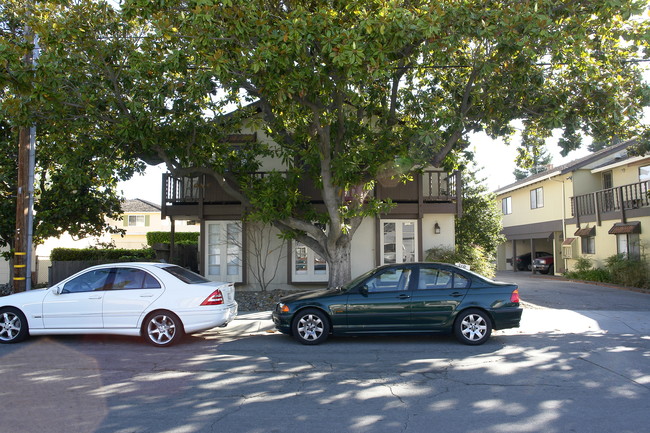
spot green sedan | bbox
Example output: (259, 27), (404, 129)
(272, 262), (522, 345)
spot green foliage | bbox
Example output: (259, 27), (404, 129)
(574, 256), (594, 273)
(425, 245), (496, 279)
(513, 145), (553, 180)
(146, 231), (199, 246)
(51, 247), (155, 262)
(565, 254), (650, 289)
(3, 0), (650, 286)
(605, 254), (649, 289)
(455, 163), (505, 260)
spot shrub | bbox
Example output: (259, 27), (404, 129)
(425, 245), (496, 279)
(146, 231), (199, 246)
(574, 256), (593, 273)
(605, 254), (649, 289)
(51, 248), (155, 262)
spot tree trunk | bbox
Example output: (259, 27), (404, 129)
(327, 239), (352, 287)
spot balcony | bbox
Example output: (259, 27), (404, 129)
(162, 169), (460, 219)
(571, 180), (649, 224)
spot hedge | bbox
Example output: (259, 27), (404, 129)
(146, 231), (200, 246)
(51, 248), (156, 262)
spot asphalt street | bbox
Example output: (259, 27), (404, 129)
(1, 273), (649, 433)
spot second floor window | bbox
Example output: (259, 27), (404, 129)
(128, 215), (147, 227)
(502, 197), (512, 215)
(530, 187), (544, 209)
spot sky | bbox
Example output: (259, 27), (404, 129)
(118, 132), (593, 204)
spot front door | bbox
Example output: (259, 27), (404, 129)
(42, 268), (112, 329)
(345, 266), (414, 332)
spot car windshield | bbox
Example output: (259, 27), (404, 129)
(341, 268), (377, 291)
(160, 265), (211, 284)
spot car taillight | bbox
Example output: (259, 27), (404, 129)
(510, 289), (520, 303)
(201, 289), (224, 306)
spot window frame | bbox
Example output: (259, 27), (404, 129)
(581, 236), (596, 254)
(502, 196), (512, 215)
(291, 241), (329, 283)
(616, 233), (640, 260)
(380, 219), (419, 266)
(205, 221), (244, 283)
(530, 187), (544, 209)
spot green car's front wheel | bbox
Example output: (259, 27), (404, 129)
(292, 309), (330, 345)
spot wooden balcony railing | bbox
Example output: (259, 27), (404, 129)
(164, 170), (458, 206)
(571, 180), (649, 224)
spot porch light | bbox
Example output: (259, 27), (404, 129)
(434, 222), (441, 234)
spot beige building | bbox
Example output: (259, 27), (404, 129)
(162, 128), (461, 290)
(106, 199), (198, 249)
(495, 139), (650, 274)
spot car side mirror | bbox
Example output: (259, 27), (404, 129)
(52, 286), (63, 295)
(359, 285), (369, 296)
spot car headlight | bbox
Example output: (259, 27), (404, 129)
(278, 303), (290, 313)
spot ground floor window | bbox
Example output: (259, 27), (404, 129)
(380, 220), (418, 265)
(206, 221), (243, 283)
(581, 236), (595, 254)
(291, 242), (328, 282)
(616, 233), (640, 260)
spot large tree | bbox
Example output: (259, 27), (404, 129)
(3, 1), (649, 287)
(0, 1), (143, 251)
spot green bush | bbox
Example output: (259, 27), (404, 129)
(605, 254), (649, 289)
(425, 245), (496, 279)
(51, 248), (156, 262)
(146, 231), (199, 246)
(574, 256), (593, 273)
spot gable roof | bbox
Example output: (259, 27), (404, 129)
(494, 138), (637, 195)
(121, 199), (161, 213)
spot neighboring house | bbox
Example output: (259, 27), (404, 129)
(34, 198), (198, 285)
(161, 130), (462, 290)
(105, 199), (198, 249)
(495, 139), (650, 274)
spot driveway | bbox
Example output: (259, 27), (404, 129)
(493, 271), (650, 336)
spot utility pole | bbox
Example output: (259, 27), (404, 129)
(14, 128), (30, 292)
(13, 29), (38, 292)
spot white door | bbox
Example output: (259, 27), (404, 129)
(42, 268), (111, 329)
(380, 220), (418, 265)
(205, 221), (243, 283)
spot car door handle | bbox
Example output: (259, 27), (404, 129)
(140, 294), (154, 298)
(397, 294), (411, 299)
(449, 292), (464, 298)
(88, 295), (102, 299)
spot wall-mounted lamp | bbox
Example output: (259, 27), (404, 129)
(434, 222), (441, 234)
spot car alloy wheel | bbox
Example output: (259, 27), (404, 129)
(292, 308), (330, 345)
(144, 311), (184, 347)
(454, 309), (492, 345)
(0, 307), (29, 344)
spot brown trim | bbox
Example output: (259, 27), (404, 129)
(574, 226), (595, 237)
(608, 221), (641, 234)
(562, 237), (576, 246)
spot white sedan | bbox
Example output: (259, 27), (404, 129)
(0, 262), (238, 347)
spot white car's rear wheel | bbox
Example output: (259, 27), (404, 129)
(143, 311), (184, 347)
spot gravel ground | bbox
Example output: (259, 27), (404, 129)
(235, 290), (298, 312)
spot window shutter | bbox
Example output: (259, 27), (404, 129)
(145, 215), (150, 227)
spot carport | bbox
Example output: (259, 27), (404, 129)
(498, 222), (563, 273)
